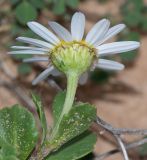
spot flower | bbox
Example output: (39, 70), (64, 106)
(9, 12), (140, 85)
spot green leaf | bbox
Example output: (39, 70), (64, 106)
(47, 131), (97, 160)
(50, 102), (96, 149)
(121, 0), (144, 28)
(10, 0), (20, 5)
(90, 70), (111, 84)
(119, 32), (140, 62)
(53, 0), (66, 15)
(141, 16), (147, 32)
(52, 91), (66, 124)
(0, 137), (18, 160)
(120, 51), (138, 62)
(18, 63), (32, 75)
(15, 1), (37, 25)
(32, 93), (47, 145)
(123, 12), (141, 28)
(30, 0), (45, 9)
(13, 54), (32, 60)
(66, 0), (79, 8)
(139, 140), (147, 156)
(0, 105), (38, 160)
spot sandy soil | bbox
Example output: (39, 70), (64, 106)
(0, 0), (147, 159)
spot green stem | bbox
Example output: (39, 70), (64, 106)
(62, 72), (79, 115)
(38, 72), (79, 159)
(51, 72), (79, 139)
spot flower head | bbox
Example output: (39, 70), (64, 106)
(9, 12), (140, 85)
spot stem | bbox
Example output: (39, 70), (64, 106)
(51, 72), (79, 139)
(37, 72), (79, 159)
(62, 72), (79, 115)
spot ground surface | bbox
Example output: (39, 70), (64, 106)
(0, 0), (147, 159)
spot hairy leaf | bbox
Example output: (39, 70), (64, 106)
(52, 91), (66, 124)
(0, 105), (38, 160)
(50, 102), (96, 149)
(0, 137), (18, 160)
(47, 131), (97, 160)
(32, 93), (47, 145)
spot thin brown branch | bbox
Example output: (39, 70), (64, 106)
(96, 116), (147, 136)
(94, 138), (147, 160)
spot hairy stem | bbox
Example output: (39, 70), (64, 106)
(35, 72), (79, 159)
(51, 72), (79, 138)
(62, 72), (79, 115)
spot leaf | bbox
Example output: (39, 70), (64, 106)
(0, 137), (18, 160)
(90, 70), (111, 84)
(119, 32), (140, 62)
(15, 1), (37, 25)
(10, 0), (20, 5)
(46, 131), (97, 160)
(123, 12), (141, 28)
(66, 0), (79, 8)
(0, 105), (38, 160)
(30, 0), (45, 9)
(121, 0), (144, 28)
(53, 0), (66, 15)
(52, 91), (66, 124)
(18, 63), (32, 75)
(120, 51), (138, 62)
(32, 93), (47, 145)
(141, 16), (147, 32)
(13, 53), (32, 60)
(50, 102), (96, 149)
(11, 24), (24, 36)
(138, 137), (147, 156)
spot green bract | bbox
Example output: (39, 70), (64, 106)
(51, 41), (95, 76)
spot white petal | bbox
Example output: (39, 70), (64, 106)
(96, 59), (124, 71)
(97, 41), (140, 56)
(79, 72), (88, 85)
(23, 57), (49, 63)
(16, 37), (53, 49)
(8, 50), (47, 55)
(97, 24), (126, 46)
(32, 66), (54, 85)
(27, 22), (60, 44)
(86, 19), (110, 45)
(49, 21), (72, 41)
(50, 68), (61, 76)
(11, 46), (48, 51)
(71, 12), (85, 41)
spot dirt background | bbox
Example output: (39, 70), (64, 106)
(0, 0), (147, 160)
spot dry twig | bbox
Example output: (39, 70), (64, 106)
(95, 117), (147, 160)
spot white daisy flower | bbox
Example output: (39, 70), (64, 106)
(9, 12), (140, 85)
